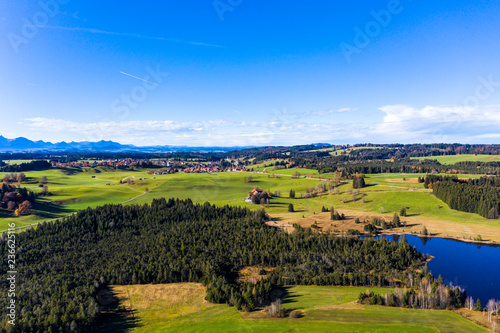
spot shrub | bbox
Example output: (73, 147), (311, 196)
(265, 299), (285, 318)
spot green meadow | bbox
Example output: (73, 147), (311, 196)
(105, 284), (486, 332)
(1, 167), (496, 331)
(412, 154), (500, 164)
(2, 168), (500, 242)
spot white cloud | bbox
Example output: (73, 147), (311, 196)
(25, 104), (500, 146)
(23, 117), (368, 146)
(308, 107), (358, 116)
(371, 104), (500, 143)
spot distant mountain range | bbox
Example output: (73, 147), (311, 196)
(0, 136), (258, 153)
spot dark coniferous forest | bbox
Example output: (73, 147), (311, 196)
(429, 175), (500, 218)
(0, 199), (424, 332)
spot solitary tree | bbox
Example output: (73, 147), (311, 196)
(353, 177), (366, 189)
(422, 226), (429, 236)
(400, 206), (407, 217)
(487, 299), (498, 323)
(476, 298), (482, 311)
(289, 189), (295, 199)
(288, 203), (294, 212)
(393, 213), (401, 228)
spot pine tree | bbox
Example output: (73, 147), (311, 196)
(393, 213), (401, 227)
(422, 226), (428, 236)
(476, 298), (482, 311)
(399, 206), (407, 217)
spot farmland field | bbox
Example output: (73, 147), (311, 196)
(2, 168), (500, 243)
(101, 283), (486, 332)
(412, 154), (500, 164)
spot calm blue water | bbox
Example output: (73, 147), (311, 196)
(384, 235), (500, 304)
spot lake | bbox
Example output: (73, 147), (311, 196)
(386, 234), (500, 304)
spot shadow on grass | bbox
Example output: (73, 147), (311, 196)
(58, 167), (81, 176)
(0, 209), (12, 219)
(96, 287), (141, 332)
(274, 286), (300, 305)
(31, 201), (74, 219)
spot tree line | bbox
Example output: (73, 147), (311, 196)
(428, 175), (500, 219)
(0, 160), (51, 172)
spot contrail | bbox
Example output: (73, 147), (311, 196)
(36, 26), (224, 48)
(119, 71), (155, 84)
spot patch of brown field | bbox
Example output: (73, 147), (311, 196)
(386, 178), (419, 183)
(238, 266), (276, 283)
(111, 283), (213, 314)
(270, 210), (388, 235)
(453, 308), (493, 331)
(269, 209), (500, 244)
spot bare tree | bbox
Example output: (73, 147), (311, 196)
(487, 299), (500, 323)
(265, 299), (284, 318)
(465, 296), (475, 311)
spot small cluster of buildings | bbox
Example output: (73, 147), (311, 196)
(50, 158), (250, 175)
(51, 158), (152, 168)
(245, 187), (266, 203)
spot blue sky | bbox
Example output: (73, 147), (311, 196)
(1, 0), (500, 146)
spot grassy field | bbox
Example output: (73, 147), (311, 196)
(2, 159), (46, 165)
(2, 168), (500, 243)
(304, 146), (383, 155)
(412, 154), (500, 164)
(0, 168), (155, 230)
(103, 283), (486, 332)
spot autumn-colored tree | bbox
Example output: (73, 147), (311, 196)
(18, 200), (31, 215)
(7, 201), (16, 210)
